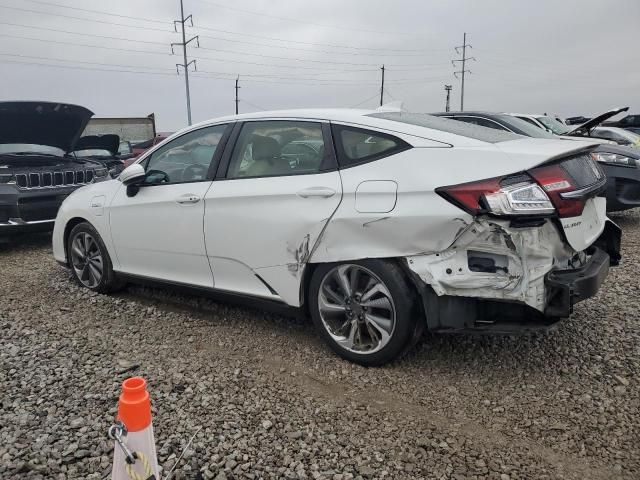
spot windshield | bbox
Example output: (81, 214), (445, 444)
(536, 116), (571, 135)
(0, 144), (65, 155)
(496, 115), (557, 138)
(74, 148), (113, 157)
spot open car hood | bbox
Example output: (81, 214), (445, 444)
(567, 107), (629, 136)
(74, 134), (120, 155)
(0, 101), (93, 152)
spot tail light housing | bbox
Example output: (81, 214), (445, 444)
(437, 153), (606, 219)
(437, 176), (555, 217)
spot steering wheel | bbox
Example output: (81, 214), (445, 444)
(145, 169), (170, 184)
(182, 163), (208, 181)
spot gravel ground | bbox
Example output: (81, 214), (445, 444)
(1, 211), (639, 480)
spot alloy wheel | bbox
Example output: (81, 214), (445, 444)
(70, 232), (104, 288)
(317, 264), (396, 354)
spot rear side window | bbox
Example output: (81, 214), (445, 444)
(332, 124), (410, 167)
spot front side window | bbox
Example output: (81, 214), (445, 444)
(143, 124), (228, 185)
(332, 125), (410, 167)
(227, 121), (325, 178)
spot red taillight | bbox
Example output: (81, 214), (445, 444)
(436, 177), (502, 215)
(528, 164), (585, 218)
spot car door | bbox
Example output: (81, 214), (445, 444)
(203, 120), (342, 305)
(108, 123), (231, 287)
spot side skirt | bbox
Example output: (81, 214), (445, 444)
(114, 272), (303, 319)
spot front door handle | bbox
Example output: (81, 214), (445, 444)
(176, 194), (201, 204)
(296, 187), (336, 198)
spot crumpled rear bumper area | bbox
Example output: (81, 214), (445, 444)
(405, 216), (621, 331)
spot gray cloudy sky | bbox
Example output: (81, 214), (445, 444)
(2, 0), (639, 131)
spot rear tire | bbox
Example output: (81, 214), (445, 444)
(67, 222), (125, 294)
(308, 259), (418, 366)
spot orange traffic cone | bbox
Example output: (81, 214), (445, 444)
(109, 377), (160, 480)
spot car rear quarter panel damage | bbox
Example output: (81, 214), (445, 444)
(404, 217), (576, 312)
(305, 143), (603, 313)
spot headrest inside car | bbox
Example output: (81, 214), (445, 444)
(251, 135), (281, 161)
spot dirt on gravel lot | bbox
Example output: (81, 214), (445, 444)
(1, 211), (639, 480)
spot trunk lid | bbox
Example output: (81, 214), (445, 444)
(566, 107), (629, 136)
(496, 139), (608, 251)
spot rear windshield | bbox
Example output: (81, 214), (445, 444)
(369, 112), (522, 143)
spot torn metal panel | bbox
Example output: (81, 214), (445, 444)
(310, 204), (473, 263)
(406, 218), (577, 312)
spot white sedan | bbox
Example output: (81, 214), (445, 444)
(52, 109), (620, 365)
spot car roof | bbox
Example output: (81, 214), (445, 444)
(192, 108), (377, 126)
(431, 111), (507, 118)
(175, 108), (521, 147)
(507, 113), (545, 119)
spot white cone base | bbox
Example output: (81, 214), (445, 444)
(112, 423), (159, 480)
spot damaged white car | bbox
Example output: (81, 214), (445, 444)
(52, 110), (621, 365)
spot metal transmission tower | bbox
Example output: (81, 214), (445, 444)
(444, 84), (452, 112)
(235, 76), (240, 115)
(172, 0), (199, 126)
(452, 32), (475, 111)
(379, 65), (385, 106)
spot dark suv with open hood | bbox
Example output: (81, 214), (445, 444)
(0, 102), (110, 240)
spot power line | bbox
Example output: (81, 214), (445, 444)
(0, 55), (447, 87)
(0, 4), (175, 33)
(193, 31), (445, 57)
(190, 22), (438, 53)
(195, 0), (412, 36)
(23, 0), (171, 25)
(0, 57), (180, 76)
(194, 44), (445, 68)
(0, 20), (169, 45)
(0, 52), (173, 72)
(0, 32), (171, 56)
(349, 92), (381, 108)
(0, 36), (452, 84)
(0, 20), (450, 71)
(239, 99), (268, 112)
(452, 32), (475, 111)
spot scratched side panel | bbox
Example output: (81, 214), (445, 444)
(203, 172), (342, 305)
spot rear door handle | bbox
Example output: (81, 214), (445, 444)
(176, 194), (201, 204)
(296, 187), (336, 198)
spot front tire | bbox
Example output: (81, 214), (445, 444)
(67, 222), (125, 294)
(308, 259), (418, 366)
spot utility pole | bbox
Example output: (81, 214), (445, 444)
(452, 32), (475, 111)
(379, 65), (385, 106)
(172, 0), (199, 126)
(444, 84), (452, 112)
(235, 75), (240, 115)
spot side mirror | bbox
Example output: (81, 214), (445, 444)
(120, 164), (145, 197)
(120, 163), (145, 186)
